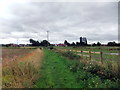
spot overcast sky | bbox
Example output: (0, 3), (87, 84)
(0, 0), (118, 44)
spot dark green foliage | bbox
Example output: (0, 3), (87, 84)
(62, 51), (80, 60)
(29, 39), (50, 46)
(48, 46), (54, 50)
(64, 40), (70, 46)
(40, 40), (50, 46)
(29, 39), (40, 46)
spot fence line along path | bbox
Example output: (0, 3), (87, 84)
(57, 48), (119, 64)
(62, 49), (119, 56)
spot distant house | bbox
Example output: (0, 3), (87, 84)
(55, 44), (67, 47)
(5, 44), (19, 47)
(19, 44), (25, 47)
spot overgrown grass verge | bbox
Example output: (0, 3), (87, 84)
(34, 49), (119, 88)
(3, 61), (39, 88)
(2, 48), (43, 88)
(56, 50), (119, 81)
(61, 51), (81, 60)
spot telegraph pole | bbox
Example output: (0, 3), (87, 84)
(47, 31), (49, 46)
(47, 31), (49, 42)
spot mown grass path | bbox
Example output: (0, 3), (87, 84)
(34, 49), (79, 88)
(34, 49), (119, 88)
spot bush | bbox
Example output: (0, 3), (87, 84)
(49, 46), (54, 50)
(62, 51), (81, 60)
(83, 63), (101, 73)
(68, 62), (85, 73)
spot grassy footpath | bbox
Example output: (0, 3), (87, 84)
(34, 49), (119, 88)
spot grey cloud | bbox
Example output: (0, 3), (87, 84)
(0, 2), (118, 44)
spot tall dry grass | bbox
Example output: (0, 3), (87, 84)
(2, 48), (43, 88)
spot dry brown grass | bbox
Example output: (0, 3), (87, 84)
(2, 48), (34, 66)
(2, 48), (43, 88)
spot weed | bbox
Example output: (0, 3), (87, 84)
(61, 51), (81, 60)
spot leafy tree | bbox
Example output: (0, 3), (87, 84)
(40, 40), (50, 46)
(64, 40), (70, 46)
(71, 42), (76, 46)
(64, 40), (68, 45)
(92, 43), (97, 46)
(29, 39), (40, 46)
(97, 42), (101, 46)
(107, 41), (117, 46)
(30, 39), (36, 44)
(76, 42), (80, 46)
(29, 39), (50, 46)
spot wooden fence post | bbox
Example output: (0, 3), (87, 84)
(81, 50), (83, 57)
(100, 52), (103, 64)
(89, 51), (91, 60)
(75, 49), (76, 54)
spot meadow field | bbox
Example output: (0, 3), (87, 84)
(55, 46), (119, 68)
(2, 48), (43, 88)
(55, 46), (119, 53)
(1, 46), (120, 88)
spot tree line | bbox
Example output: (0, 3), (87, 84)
(29, 39), (120, 47)
(1, 39), (120, 47)
(64, 40), (120, 46)
(29, 39), (50, 46)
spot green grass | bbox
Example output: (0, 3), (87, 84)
(34, 49), (79, 88)
(54, 46), (119, 53)
(61, 51), (81, 60)
(34, 49), (119, 88)
(56, 47), (118, 68)
(75, 51), (118, 62)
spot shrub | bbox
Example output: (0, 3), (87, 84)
(49, 46), (54, 50)
(62, 51), (80, 60)
(103, 79), (119, 88)
(83, 63), (101, 73)
(87, 76), (103, 88)
(68, 62), (85, 73)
